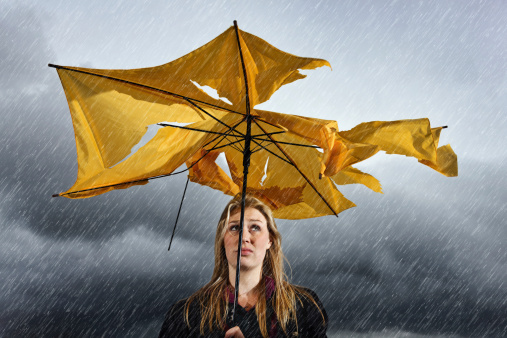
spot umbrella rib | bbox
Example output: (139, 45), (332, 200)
(201, 118), (245, 149)
(54, 164), (197, 198)
(54, 141), (225, 197)
(194, 118), (245, 153)
(251, 131), (285, 137)
(252, 117), (286, 131)
(201, 118), (246, 153)
(185, 98), (245, 134)
(207, 117), (249, 151)
(250, 144), (261, 153)
(230, 138), (244, 152)
(228, 116), (247, 152)
(229, 142), (244, 153)
(250, 139), (264, 153)
(250, 138), (292, 164)
(208, 138), (245, 152)
(251, 137), (319, 149)
(212, 118), (245, 152)
(250, 134), (270, 153)
(158, 123), (243, 137)
(226, 130), (245, 153)
(48, 63), (244, 116)
(246, 131), (284, 153)
(219, 135), (244, 153)
(248, 131), (285, 153)
(252, 119), (339, 216)
(250, 119), (324, 153)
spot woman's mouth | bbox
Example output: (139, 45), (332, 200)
(240, 249), (253, 256)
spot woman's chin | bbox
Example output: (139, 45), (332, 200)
(228, 261), (259, 272)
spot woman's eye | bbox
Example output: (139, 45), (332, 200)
(251, 225), (261, 231)
(229, 225), (239, 232)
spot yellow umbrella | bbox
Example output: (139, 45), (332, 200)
(50, 21), (457, 322)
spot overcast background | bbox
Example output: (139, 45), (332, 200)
(1, 0), (506, 337)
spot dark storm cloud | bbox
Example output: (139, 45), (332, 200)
(279, 158), (507, 336)
(0, 221), (215, 337)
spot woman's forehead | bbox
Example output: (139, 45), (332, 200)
(229, 207), (267, 222)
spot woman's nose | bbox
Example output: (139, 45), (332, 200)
(242, 230), (251, 243)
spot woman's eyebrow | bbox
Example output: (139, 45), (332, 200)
(230, 218), (263, 223)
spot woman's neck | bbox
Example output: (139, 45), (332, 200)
(228, 266), (262, 296)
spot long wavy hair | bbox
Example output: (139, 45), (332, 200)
(184, 194), (324, 337)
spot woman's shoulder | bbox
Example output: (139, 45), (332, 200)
(292, 285), (323, 305)
(291, 285), (328, 337)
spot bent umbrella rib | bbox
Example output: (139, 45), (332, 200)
(251, 137), (319, 149)
(48, 63), (244, 116)
(54, 120), (245, 197)
(53, 141), (237, 197)
(158, 123), (244, 137)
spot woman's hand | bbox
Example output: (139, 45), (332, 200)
(224, 326), (245, 338)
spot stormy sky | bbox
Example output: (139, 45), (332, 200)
(1, 1), (506, 337)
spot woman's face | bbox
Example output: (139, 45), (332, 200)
(224, 207), (272, 272)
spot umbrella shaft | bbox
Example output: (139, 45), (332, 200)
(232, 114), (252, 324)
(231, 20), (253, 325)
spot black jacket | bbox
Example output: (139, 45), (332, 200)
(159, 288), (327, 338)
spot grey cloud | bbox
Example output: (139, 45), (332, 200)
(277, 159), (507, 335)
(0, 6), (54, 92)
(0, 219), (214, 337)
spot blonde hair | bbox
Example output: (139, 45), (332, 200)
(184, 194), (324, 337)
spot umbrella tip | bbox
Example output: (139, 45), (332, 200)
(52, 193), (60, 198)
(442, 125), (448, 129)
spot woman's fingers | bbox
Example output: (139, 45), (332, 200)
(224, 326), (245, 338)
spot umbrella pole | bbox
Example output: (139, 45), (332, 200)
(231, 20), (252, 325)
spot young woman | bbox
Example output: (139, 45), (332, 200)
(159, 194), (327, 337)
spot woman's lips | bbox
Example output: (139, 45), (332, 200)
(240, 249), (253, 255)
